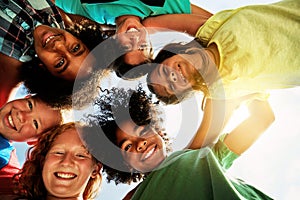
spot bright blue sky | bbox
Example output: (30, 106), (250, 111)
(14, 0), (300, 199)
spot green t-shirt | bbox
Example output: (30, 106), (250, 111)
(131, 138), (272, 200)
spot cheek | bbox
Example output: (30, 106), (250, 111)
(125, 153), (142, 170)
(20, 126), (36, 138)
(37, 53), (55, 71)
(116, 34), (130, 47)
(42, 159), (52, 184)
(46, 113), (61, 127)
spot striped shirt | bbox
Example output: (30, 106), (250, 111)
(0, 0), (65, 62)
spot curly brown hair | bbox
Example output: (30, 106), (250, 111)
(21, 19), (116, 108)
(84, 86), (172, 185)
(13, 122), (102, 200)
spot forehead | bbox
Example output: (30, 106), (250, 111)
(10, 97), (28, 105)
(148, 72), (172, 99)
(53, 128), (84, 145)
(117, 120), (137, 135)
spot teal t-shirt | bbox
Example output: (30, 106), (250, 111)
(131, 138), (272, 200)
(55, 0), (191, 25)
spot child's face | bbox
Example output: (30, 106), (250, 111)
(116, 16), (152, 66)
(148, 53), (203, 101)
(116, 120), (166, 173)
(33, 25), (94, 81)
(42, 128), (100, 198)
(0, 97), (61, 142)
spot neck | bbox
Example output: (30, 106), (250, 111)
(205, 43), (219, 67)
(201, 44), (220, 85)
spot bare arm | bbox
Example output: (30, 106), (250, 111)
(191, 4), (212, 16)
(188, 94), (274, 151)
(142, 13), (212, 36)
(188, 98), (238, 149)
(223, 99), (275, 155)
(0, 53), (23, 107)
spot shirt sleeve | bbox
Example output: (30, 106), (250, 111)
(212, 134), (239, 170)
(0, 137), (14, 169)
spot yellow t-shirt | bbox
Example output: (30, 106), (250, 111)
(196, 0), (300, 99)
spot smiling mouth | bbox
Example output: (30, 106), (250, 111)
(177, 66), (187, 83)
(43, 34), (61, 47)
(7, 113), (16, 130)
(54, 172), (77, 179)
(142, 145), (156, 161)
(126, 26), (140, 33)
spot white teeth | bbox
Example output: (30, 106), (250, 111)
(126, 28), (139, 33)
(8, 115), (15, 128)
(56, 172), (76, 179)
(178, 67), (187, 82)
(144, 147), (155, 160)
(45, 35), (55, 45)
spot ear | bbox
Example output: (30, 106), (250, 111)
(91, 163), (102, 178)
(39, 63), (45, 68)
(24, 94), (32, 99)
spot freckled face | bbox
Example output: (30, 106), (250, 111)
(34, 25), (94, 81)
(115, 120), (166, 173)
(42, 128), (100, 198)
(0, 97), (61, 142)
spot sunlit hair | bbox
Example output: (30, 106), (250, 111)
(13, 122), (102, 200)
(146, 38), (209, 105)
(85, 86), (172, 185)
(21, 19), (116, 108)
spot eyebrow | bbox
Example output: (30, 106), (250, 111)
(133, 125), (139, 132)
(118, 138), (127, 148)
(139, 126), (148, 136)
(117, 125), (139, 148)
(80, 145), (90, 153)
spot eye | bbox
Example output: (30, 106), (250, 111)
(124, 144), (132, 152)
(76, 154), (87, 158)
(71, 44), (80, 53)
(138, 43), (148, 50)
(33, 120), (38, 129)
(77, 153), (91, 159)
(55, 58), (64, 68)
(170, 83), (175, 92)
(122, 45), (132, 52)
(27, 100), (33, 110)
(53, 151), (64, 155)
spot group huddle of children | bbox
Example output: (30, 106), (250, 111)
(0, 0), (299, 199)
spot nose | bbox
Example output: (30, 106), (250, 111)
(137, 140), (147, 152)
(130, 35), (140, 50)
(16, 110), (31, 124)
(53, 40), (67, 53)
(60, 153), (74, 166)
(169, 71), (178, 83)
